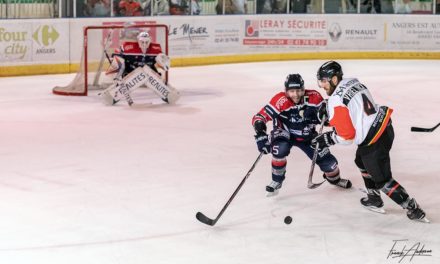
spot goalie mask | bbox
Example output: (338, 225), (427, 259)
(137, 32), (151, 54)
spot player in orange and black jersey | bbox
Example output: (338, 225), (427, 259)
(313, 61), (428, 222)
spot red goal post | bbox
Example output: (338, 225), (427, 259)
(53, 23), (169, 96)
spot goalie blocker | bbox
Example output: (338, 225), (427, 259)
(100, 65), (180, 106)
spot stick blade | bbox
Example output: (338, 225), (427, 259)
(307, 180), (326, 189)
(411, 127), (431, 132)
(196, 212), (216, 226)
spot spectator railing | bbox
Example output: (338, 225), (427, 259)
(0, 0), (56, 18)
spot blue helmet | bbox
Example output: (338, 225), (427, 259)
(284, 74), (304, 91)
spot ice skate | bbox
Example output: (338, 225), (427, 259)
(360, 189), (385, 214)
(324, 174), (352, 189)
(335, 178), (352, 189)
(266, 181), (282, 197)
(406, 198), (429, 223)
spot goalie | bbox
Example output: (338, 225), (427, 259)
(101, 29), (179, 106)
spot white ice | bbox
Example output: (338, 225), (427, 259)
(0, 60), (439, 264)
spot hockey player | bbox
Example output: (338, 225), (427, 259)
(103, 29), (175, 105)
(111, 31), (168, 77)
(312, 61), (428, 222)
(252, 74), (352, 196)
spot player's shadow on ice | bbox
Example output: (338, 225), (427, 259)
(128, 87), (223, 113)
(135, 87), (223, 102)
(129, 102), (199, 114)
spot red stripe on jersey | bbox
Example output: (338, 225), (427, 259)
(386, 183), (400, 197)
(329, 106), (356, 140)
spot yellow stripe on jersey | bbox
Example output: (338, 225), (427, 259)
(367, 108), (393, 146)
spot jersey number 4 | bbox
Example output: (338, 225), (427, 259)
(362, 94), (376, 116)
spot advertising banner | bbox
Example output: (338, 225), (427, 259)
(162, 16), (241, 57)
(1, 15), (440, 70)
(326, 15), (386, 50)
(167, 18), (214, 55)
(0, 20), (69, 65)
(386, 16), (440, 49)
(241, 17), (328, 51)
(31, 20), (69, 63)
(0, 22), (33, 62)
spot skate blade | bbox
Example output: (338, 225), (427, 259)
(363, 205), (386, 214)
(266, 190), (279, 197)
(414, 217), (430, 223)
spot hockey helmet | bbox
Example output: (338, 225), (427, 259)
(137, 31), (151, 53)
(317, 61), (343, 80)
(284, 74), (304, 91)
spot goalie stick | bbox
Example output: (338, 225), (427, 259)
(307, 118), (327, 189)
(410, 122), (440, 132)
(196, 152), (264, 226)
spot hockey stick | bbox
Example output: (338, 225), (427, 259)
(410, 122), (440, 132)
(307, 118), (327, 189)
(196, 152), (264, 226)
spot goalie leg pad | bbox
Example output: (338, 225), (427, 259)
(101, 85), (119, 106)
(100, 67), (147, 106)
(142, 65), (180, 104)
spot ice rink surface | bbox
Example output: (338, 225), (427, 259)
(0, 60), (439, 264)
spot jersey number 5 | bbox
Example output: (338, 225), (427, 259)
(362, 94), (376, 116)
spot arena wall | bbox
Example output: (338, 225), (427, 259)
(0, 15), (439, 77)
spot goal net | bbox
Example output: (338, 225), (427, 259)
(53, 23), (169, 96)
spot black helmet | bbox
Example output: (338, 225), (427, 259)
(284, 74), (304, 91)
(317, 61), (343, 80)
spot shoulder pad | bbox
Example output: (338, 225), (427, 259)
(149, 43), (163, 53)
(270, 92), (292, 110)
(304, 89), (324, 104)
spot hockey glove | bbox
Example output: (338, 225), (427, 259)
(311, 131), (336, 150)
(302, 106), (319, 124)
(317, 100), (330, 126)
(155, 53), (170, 71)
(253, 119), (267, 134)
(253, 120), (270, 154)
(255, 132), (271, 154)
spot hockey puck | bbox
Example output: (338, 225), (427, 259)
(284, 216), (292, 225)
